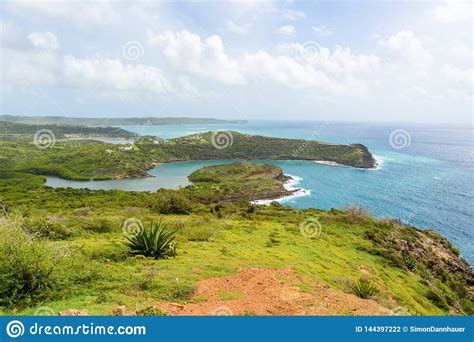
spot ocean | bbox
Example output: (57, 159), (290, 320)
(46, 121), (473, 263)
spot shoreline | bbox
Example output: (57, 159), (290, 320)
(314, 154), (384, 171)
(251, 174), (311, 205)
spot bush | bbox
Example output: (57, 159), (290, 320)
(146, 191), (192, 215)
(343, 205), (368, 221)
(350, 278), (378, 299)
(123, 220), (177, 259)
(0, 212), (89, 307)
(404, 254), (417, 271)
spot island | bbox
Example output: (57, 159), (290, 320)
(185, 162), (295, 203)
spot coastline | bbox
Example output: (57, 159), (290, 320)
(314, 154), (384, 171)
(251, 174), (310, 205)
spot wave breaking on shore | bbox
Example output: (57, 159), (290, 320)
(252, 174), (310, 205)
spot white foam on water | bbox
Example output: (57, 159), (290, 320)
(251, 174), (310, 205)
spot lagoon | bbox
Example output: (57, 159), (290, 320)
(45, 121), (474, 263)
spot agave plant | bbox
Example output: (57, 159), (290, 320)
(350, 278), (378, 299)
(123, 220), (177, 259)
(404, 254), (417, 271)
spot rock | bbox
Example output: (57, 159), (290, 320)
(58, 309), (89, 316)
(112, 305), (134, 316)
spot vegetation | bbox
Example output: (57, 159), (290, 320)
(0, 115), (247, 126)
(123, 221), (177, 259)
(0, 121), (136, 139)
(0, 130), (375, 182)
(0, 211), (93, 307)
(185, 162), (292, 203)
(350, 278), (379, 299)
(0, 131), (471, 316)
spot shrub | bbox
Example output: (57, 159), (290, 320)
(449, 245), (460, 256)
(343, 205), (368, 221)
(350, 278), (378, 299)
(147, 191), (192, 215)
(123, 220), (177, 259)
(404, 254), (417, 271)
(0, 212), (89, 307)
(426, 289), (449, 310)
(136, 306), (168, 316)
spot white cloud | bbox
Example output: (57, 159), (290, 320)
(28, 32), (59, 51)
(378, 30), (434, 67)
(148, 29), (245, 85)
(282, 10), (306, 21)
(225, 20), (251, 35)
(275, 25), (296, 36)
(433, 1), (473, 23)
(62, 56), (172, 94)
(0, 48), (57, 86)
(312, 25), (332, 37)
(148, 29), (382, 93)
(5, 0), (119, 28)
(441, 64), (474, 89)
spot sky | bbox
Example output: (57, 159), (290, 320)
(0, 0), (472, 123)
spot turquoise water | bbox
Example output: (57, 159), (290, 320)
(46, 121), (473, 263)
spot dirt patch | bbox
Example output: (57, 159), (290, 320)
(161, 268), (392, 316)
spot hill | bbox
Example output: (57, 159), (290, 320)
(0, 121), (137, 139)
(0, 131), (376, 181)
(0, 115), (248, 126)
(0, 162), (471, 316)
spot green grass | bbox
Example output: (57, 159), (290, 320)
(0, 204), (469, 315)
(218, 291), (242, 301)
(0, 150), (470, 316)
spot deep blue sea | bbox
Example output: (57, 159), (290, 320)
(46, 121), (473, 263)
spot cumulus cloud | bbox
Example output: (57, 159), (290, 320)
(148, 30), (245, 85)
(148, 29), (383, 94)
(378, 30), (434, 67)
(28, 32), (59, 51)
(62, 56), (172, 94)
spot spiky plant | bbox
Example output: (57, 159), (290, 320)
(350, 278), (378, 299)
(123, 220), (177, 259)
(404, 254), (417, 271)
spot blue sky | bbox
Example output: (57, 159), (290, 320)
(0, 0), (472, 123)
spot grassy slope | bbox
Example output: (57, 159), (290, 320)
(0, 167), (472, 316)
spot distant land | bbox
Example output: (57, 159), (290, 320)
(0, 121), (137, 139)
(0, 115), (248, 126)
